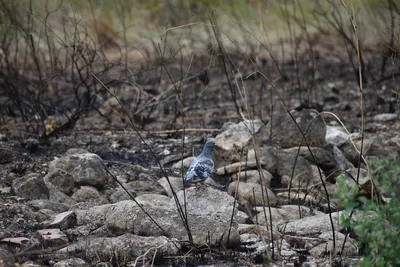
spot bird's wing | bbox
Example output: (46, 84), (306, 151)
(185, 157), (214, 183)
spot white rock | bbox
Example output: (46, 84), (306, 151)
(373, 113), (397, 122)
(325, 126), (349, 146)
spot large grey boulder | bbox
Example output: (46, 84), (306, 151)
(171, 187), (237, 222)
(267, 109), (326, 148)
(75, 187), (240, 248)
(284, 146), (336, 170)
(214, 120), (265, 166)
(249, 146), (318, 189)
(104, 199), (239, 248)
(48, 149), (108, 189)
(44, 168), (74, 195)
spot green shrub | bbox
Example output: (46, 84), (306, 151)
(334, 153), (400, 267)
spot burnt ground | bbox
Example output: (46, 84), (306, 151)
(0, 31), (399, 266)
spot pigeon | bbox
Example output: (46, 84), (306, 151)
(185, 140), (217, 188)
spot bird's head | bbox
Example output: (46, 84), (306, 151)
(204, 140), (218, 150)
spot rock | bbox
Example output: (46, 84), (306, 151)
(59, 234), (180, 264)
(135, 194), (170, 208)
(230, 169), (273, 187)
(104, 188), (240, 247)
(308, 231), (358, 257)
(54, 258), (87, 267)
(332, 145), (354, 171)
(341, 138), (372, 166)
(253, 207), (285, 226)
(303, 182), (337, 209)
(341, 168), (370, 185)
(24, 229), (68, 250)
(247, 148), (276, 171)
(277, 212), (341, 236)
(274, 239), (297, 258)
(203, 177), (221, 188)
(12, 173), (49, 200)
(44, 168), (75, 195)
(390, 135), (400, 148)
(39, 209), (56, 217)
(73, 188), (241, 248)
(311, 165), (325, 183)
(71, 186), (108, 204)
(11, 161), (28, 175)
(74, 203), (114, 227)
(172, 156), (195, 169)
(216, 120), (264, 151)
(335, 168), (381, 202)
(284, 146), (336, 170)
(28, 200), (70, 213)
(0, 187), (11, 194)
(49, 149), (108, 189)
(215, 120), (265, 165)
(216, 160), (260, 176)
(267, 109), (326, 148)
(235, 210), (249, 224)
(325, 126), (349, 146)
(158, 176), (183, 197)
(48, 211), (77, 230)
(228, 181), (276, 206)
(342, 137), (387, 167)
(275, 191), (320, 206)
(301, 261), (318, 267)
(70, 200), (112, 210)
(250, 146), (317, 188)
(127, 179), (166, 196)
(373, 113), (397, 122)
(254, 205), (323, 225)
(240, 233), (260, 244)
(107, 185), (135, 203)
(46, 182), (77, 206)
(172, 187), (237, 222)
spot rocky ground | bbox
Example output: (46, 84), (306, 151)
(0, 34), (399, 266)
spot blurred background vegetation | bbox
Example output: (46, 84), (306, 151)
(0, 0), (398, 135)
(2, 0), (398, 64)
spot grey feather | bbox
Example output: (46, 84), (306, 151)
(185, 140), (217, 186)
